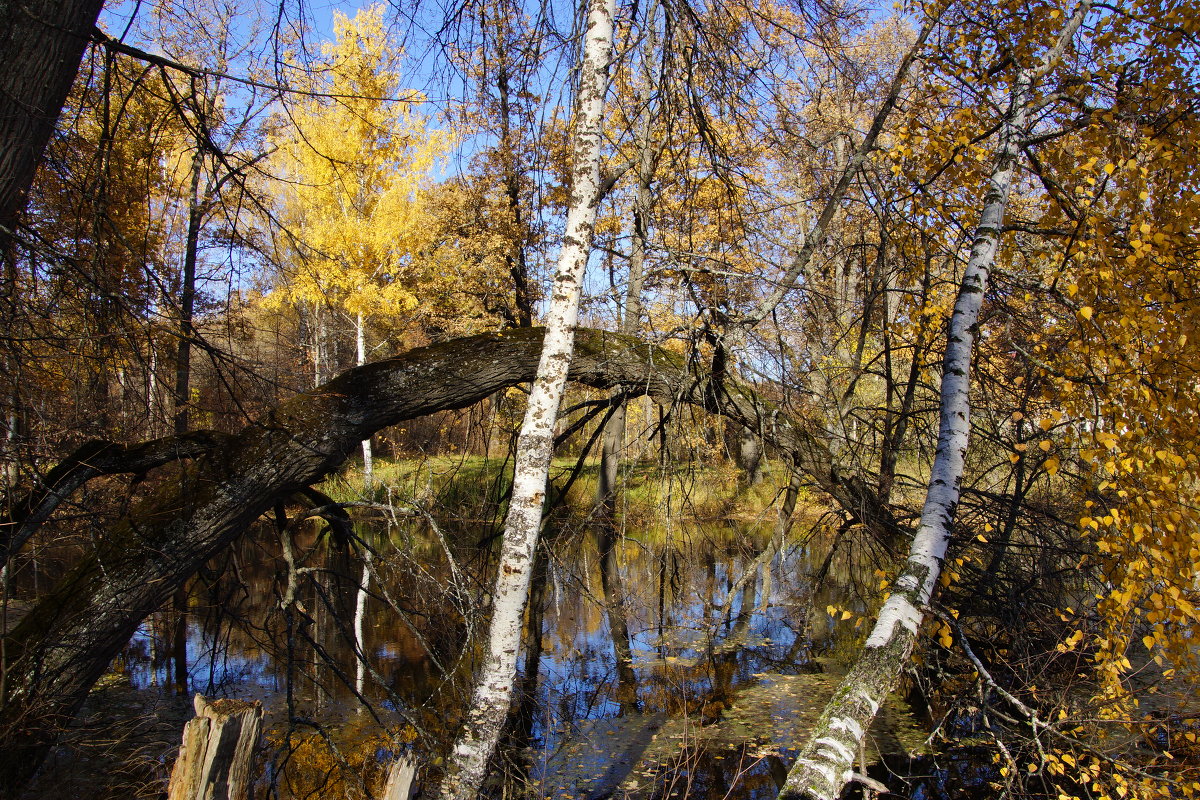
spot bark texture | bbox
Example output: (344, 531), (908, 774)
(166, 695), (263, 800)
(0, 430), (234, 563)
(437, 0), (617, 796)
(0, 0), (105, 243)
(382, 755), (418, 800)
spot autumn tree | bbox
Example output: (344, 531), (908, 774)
(433, 0), (552, 327)
(264, 4), (448, 481)
(437, 0), (618, 794)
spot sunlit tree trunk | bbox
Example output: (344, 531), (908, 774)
(437, 0), (617, 796)
(312, 303), (329, 388)
(353, 547), (371, 697)
(778, 7), (1089, 796)
(356, 311), (373, 489)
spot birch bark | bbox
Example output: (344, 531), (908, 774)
(356, 311), (374, 489)
(436, 0), (618, 796)
(778, 6), (1090, 799)
(353, 547), (371, 697)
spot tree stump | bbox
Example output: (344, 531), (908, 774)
(167, 694), (263, 800)
(381, 754), (418, 800)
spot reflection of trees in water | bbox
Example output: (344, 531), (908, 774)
(99, 508), (882, 798)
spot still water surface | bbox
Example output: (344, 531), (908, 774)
(31, 517), (974, 799)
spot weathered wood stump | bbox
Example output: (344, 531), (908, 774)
(167, 694), (263, 800)
(381, 754), (418, 800)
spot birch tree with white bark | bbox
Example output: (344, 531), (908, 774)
(777, 5), (1093, 799)
(436, 0), (619, 796)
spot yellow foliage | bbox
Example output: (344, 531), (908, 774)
(265, 5), (450, 327)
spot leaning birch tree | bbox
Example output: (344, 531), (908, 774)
(436, 0), (619, 797)
(778, 4), (1092, 799)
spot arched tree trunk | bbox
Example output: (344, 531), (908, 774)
(0, 327), (892, 794)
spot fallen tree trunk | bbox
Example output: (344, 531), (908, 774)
(0, 430), (233, 563)
(0, 326), (892, 793)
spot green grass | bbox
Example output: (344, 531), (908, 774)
(321, 453), (812, 533)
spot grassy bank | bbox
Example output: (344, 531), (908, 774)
(319, 453), (811, 531)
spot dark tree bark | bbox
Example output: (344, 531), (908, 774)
(0, 0), (105, 246)
(0, 430), (233, 564)
(173, 147), (205, 436)
(0, 327), (893, 793)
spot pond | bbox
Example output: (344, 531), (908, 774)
(19, 512), (986, 800)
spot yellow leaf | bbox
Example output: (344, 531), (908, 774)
(1079, 306), (1094, 321)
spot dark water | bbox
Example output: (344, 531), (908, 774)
(24, 517), (981, 799)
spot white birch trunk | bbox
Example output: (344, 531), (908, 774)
(353, 547), (371, 698)
(356, 311), (373, 490)
(778, 7), (1090, 795)
(436, 1), (617, 797)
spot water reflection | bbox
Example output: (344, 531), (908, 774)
(63, 517), (926, 798)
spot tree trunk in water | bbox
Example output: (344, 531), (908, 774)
(382, 754), (419, 800)
(599, 526), (639, 714)
(593, 6), (657, 707)
(777, 8), (1089, 795)
(437, 0), (617, 796)
(172, 585), (190, 694)
(353, 547), (372, 698)
(166, 695), (263, 800)
(511, 546), (548, 747)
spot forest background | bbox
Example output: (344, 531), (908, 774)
(1, 0), (1200, 798)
